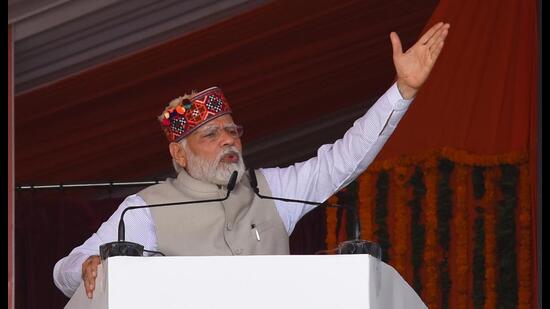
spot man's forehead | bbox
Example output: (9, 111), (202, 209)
(199, 115), (235, 129)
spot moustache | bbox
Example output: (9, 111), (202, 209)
(217, 148), (242, 164)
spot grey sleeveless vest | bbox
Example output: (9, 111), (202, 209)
(137, 169), (289, 256)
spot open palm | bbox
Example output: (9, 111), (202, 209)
(391, 22), (450, 98)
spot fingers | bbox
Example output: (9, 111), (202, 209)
(418, 22), (445, 46)
(428, 23), (450, 62)
(426, 23), (450, 49)
(82, 255), (101, 299)
(390, 32), (403, 57)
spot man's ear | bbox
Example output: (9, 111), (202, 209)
(169, 142), (187, 168)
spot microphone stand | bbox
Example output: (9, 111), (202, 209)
(248, 168), (380, 259)
(99, 171), (238, 260)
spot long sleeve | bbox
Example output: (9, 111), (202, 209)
(52, 194), (157, 297)
(53, 82), (411, 297)
(261, 82), (412, 234)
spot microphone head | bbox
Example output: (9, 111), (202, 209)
(227, 171), (238, 192)
(248, 168), (259, 193)
(100, 241), (144, 260)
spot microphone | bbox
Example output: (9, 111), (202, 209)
(249, 168), (322, 206)
(248, 168), (362, 243)
(99, 171), (239, 259)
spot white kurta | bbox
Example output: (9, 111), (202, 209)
(53, 83), (412, 297)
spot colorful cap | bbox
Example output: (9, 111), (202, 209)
(159, 87), (232, 142)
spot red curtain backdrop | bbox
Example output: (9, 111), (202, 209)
(11, 0), (539, 307)
(373, 0), (539, 307)
(13, 0), (438, 184)
(14, 2), (441, 307)
(378, 0), (538, 158)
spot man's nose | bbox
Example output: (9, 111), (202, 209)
(218, 129), (236, 147)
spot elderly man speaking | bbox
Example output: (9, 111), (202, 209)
(53, 22), (450, 299)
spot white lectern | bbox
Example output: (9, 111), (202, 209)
(65, 255), (426, 309)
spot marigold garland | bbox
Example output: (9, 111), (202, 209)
(391, 166), (412, 279)
(335, 189), (348, 244)
(422, 158), (440, 308)
(358, 172), (375, 240)
(367, 147), (527, 172)
(336, 205), (346, 243)
(325, 195), (339, 250)
(453, 165), (469, 309)
(322, 147), (532, 309)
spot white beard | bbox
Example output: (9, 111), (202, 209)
(184, 145), (245, 186)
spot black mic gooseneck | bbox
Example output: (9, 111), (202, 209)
(99, 171), (238, 259)
(248, 168), (361, 240)
(249, 168), (321, 206)
(250, 168), (382, 256)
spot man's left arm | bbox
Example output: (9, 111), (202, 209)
(261, 22), (450, 234)
(260, 82), (411, 234)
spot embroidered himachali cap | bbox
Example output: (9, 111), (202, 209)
(159, 87), (232, 142)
